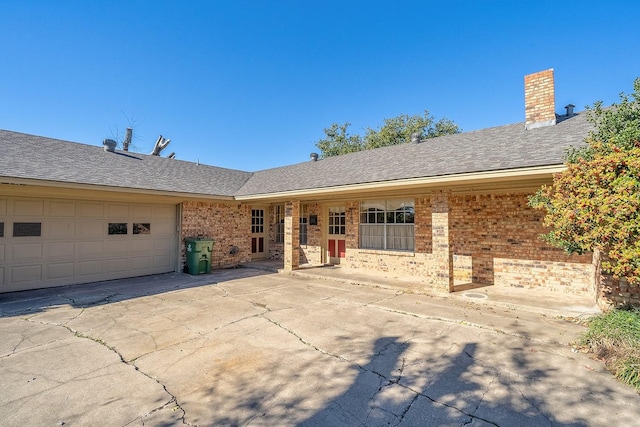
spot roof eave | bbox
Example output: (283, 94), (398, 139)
(234, 164), (566, 201)
(0, 176), (237, 201)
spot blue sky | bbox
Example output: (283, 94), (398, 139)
(1, 1), (639, 171)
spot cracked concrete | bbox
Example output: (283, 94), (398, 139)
(1, 269), (639, 426)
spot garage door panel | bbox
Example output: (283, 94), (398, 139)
(153, 205), (175, 219)
(13, 199), (43, 216)
(47, 262), (74, 280)
(12, 243), (43, 262)
(76, 221), (104, 238)
(47, 201), (76, 217)
(2, 198), (177, 292)
(46, 242), (75, 260)
(108, 204), (129, 217)
(49, 221), (75, 238)
(153, 254), (171, 268)
(131, 240), (153, 252)
(105, 258), (129, 273)
(104, 240), (130, 255)
(153, 238), (173, 254)
(153, 221), (175, 235)
(79, 203), (104, 217)
(77, 260), (103, 276)
(11, 265), (42, 283)
(130, 256), (152, 270)
(76, 241), (103, 258)
(132, 205), (152, 217)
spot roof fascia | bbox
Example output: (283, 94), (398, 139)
(0, 177), (236, 201)
(234, 165), (566, 201)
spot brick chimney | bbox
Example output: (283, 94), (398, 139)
(524, 68), (556, 130)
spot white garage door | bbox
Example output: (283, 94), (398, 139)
(0, 197), (178, 293)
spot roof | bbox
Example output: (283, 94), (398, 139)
(0, 112), (593, 200)
(0, 130), (252, 197)
(235, 112), (593, 196)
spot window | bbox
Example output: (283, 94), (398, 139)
(0, 222), (3, 238)
(133, 223), (151, 235)
(13, 222), (42, 237)
(275, 204), (285, 243)
(360, 199), (414, 251)
(251, 209), (264, 234)
(299, 204), (308, 245)
(108, 223), (128, 235)
(328, 207), (345, 235)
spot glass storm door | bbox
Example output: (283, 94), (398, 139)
(327, 206), (346, 264)
(251, 208), (266, 259)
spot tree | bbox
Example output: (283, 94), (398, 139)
(314, 122), (364, 158)
(315, 111), (460, 158)
(529, 78), (640, 284)
(363, 111), (460, 150)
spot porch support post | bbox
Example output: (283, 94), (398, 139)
(432, 190), (454, 293)
(284, 200), (300, 271)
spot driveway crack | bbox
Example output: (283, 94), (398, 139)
(262, 315), (348, 362)
(25, 318), (193, 426)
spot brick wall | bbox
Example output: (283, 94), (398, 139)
(450, 193), (594, 294)
(180, 201), (251, 270)
(594, 249), (640, 309)
(525, 69), (556, 129)
(300, 203), (323, 265)
(341, 192), (594, 295)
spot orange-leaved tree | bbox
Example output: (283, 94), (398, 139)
(529, 78), (640, 284)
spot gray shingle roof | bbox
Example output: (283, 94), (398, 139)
(235, 112), (593, 196)
(0, 112), (593, 199)
(0, 130), (252, 197)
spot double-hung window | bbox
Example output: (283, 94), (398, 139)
(359, 199), (414, 251)
(274, 205), (285, 243)
(299, 204), (308, 245)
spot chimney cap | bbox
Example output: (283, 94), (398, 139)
(564, 104), (576, 117)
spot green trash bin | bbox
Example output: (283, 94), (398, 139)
(185, 238), (214, 275)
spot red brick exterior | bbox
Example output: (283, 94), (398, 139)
(450, 193), (594, 294)
(300, 203), (323, 265)
(180, 201), (252, 270)
(594, 249), (640, 309)
(180, 192), (597, 298)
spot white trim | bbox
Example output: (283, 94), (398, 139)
(235, 165), (566, 201)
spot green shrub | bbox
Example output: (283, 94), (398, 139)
(578, 307), (640, 390)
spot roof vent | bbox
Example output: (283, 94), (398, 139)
(411, 132), (421, 143)
(565, 104), (575, 117)
(103, 139), (117, 152)
(310, 152), (319, 161)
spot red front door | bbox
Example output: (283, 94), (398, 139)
(328, 206), (346, 264)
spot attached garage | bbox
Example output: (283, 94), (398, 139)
(0, 196), (178, 292)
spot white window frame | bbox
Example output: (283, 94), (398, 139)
(359, 199), (414, 251)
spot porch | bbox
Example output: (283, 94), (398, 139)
(240, 259), (600, 317)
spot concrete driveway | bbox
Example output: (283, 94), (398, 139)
(1, 268), (638, 426)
